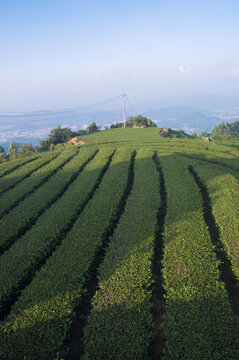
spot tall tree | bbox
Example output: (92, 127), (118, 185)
(8, 142), (19, 157)
(87, 122), (99, 133)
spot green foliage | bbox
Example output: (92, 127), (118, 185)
(0, 148), (84, 252)
(49, 125), (73, 144)
(78, 129), (87, 135)
(196, 165), (239, 281)
(0, 151), (75, 219)
(8, 142), (36, 158)
(200, 130), (210, 139)
(0, 148), (132, 360)
(175, 128), (185, 137)
(111, 115), (156, 128)
(0, 148), (98, 327)
(160, 128), (172, 138)
(19, 143), (35, 156)
(87, 122), (99, 133)
(0, 128), (239, 359)
(8, 142), (19, 157)
(83, 150), (160, 360)
(0, 152), (56, 197)
(161, 155), (239, 359)
(40, 125), (77, 150)
(211, 120), (239, 139)
(159, 128), (190, 138)
(0, 155), (39, 177)
(128, 115), (157, 127)
(110, 121), (123, 129)
(5, 142), (37, 159)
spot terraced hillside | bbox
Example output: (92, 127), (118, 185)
(0, 128), (239, 360)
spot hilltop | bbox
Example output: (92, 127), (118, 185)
(73, 127), (192, 149)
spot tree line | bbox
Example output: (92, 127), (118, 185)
(0, 122), (100, 161)
(198, 120), (239, 140)
(2, 118), (238, 163)
(0, 116), (156, 161)
(211, 120), (239, 140)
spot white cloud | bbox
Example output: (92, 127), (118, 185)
(178, 64), (192, 74)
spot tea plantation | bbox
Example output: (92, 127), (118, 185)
(0, 128), (239, 359)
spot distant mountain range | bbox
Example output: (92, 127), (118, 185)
(145, 105), (220, 134)
(142, 93), (239, 111)
(1, 93), (239, 150)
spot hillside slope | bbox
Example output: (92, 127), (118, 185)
(0, 128), (238, 360)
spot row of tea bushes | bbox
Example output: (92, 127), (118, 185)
(0, 148), (111, 316)
(0, 148), (133, 360)
(0, 148), (78, 218)
(195, 164), (239, 282)
(0, 151), (58, 195)
(161, 154), (239, 360)
(0, 147), (96, 253)
(83, 149), (160, 360)
(0, 154), (40, 178)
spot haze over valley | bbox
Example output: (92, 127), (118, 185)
(1, 92), (239, 151)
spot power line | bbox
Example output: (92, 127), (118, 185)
(125, 96), (138, 116)
(120, 93), (140, 126)
(0, 94), (140, 129)
(120, 93), (126, 127)
(0, 96), (120, 118)
(125, 110), (134, 118)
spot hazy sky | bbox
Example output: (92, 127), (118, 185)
(1, 0), (239, 110)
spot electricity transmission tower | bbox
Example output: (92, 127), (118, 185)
(121, 93), (126, 127)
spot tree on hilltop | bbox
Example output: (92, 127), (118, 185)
(87, 122), (99, 133)
(128, 115), (157, 128)
(40, 125), (76, 150)
(110, 115), (156, 129)
(48, 125), (73, 144)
